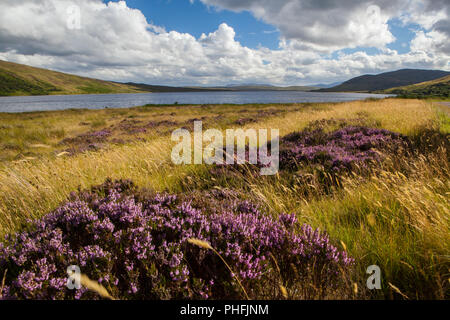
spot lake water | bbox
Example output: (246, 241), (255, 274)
(0, 91), (394, 113)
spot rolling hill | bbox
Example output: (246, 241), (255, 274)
(0, 60), (150, 96)
(0, 60), (318, 96)
(318, 69), (450, 93)
(381, 75), (450, 99)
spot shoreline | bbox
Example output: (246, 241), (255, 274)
(0, 92), (395, 114)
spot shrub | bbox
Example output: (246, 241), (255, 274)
(280, 126), (410, 172)
(60, 129), (112, 155)
(0, 180), (353, 300)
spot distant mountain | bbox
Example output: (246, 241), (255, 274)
(318, 69), (450, 92)
(225, 83), (274, 88)
(125, 83), (229, 93)
(0, 60), (149, 96)
(381, 75), (450, 99)
(203, 85), (318, 91)
(312, 82), (342, 88)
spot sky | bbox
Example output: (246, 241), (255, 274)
(0, 0), (449, 86)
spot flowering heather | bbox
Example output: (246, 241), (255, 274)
(234, 118), (257, 126)
(0, 180), (352, 300)
(58, 120), (181, 155)
(280, 125), (409, 172)
(60, 129), (112, 155)
(61, 129), (112, 145)
(114, 119), (179, 135)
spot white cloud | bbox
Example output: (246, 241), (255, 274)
(199, 0), (450, 55)
(410, 30), (450, 57)
(199, 0), (401, 51)
(0, 0), (448, 86)
(399, 0), (448, 30)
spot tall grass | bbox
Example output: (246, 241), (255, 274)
(236, 149), (449, 299)
(0, 98), (448, 299)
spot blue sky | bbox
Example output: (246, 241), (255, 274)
(0, 0), (448, 86)
(386, 18), (422, 54)
(107, 0), (421, 55)
(106, 0), (281, 50)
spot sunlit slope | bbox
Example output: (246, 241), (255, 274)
(0, 60), (148, 96)
(383, 75), (450, 98)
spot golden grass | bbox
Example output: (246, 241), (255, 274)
(0, 103), (290, 162)
(0, 99), (437, 234)
(0, 98), (447, 299)
(232, 146), (449, 299)
(80, 274), (116, 300)
(248, 99), (436, 137)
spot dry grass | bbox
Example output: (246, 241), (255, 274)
(0, 98), (448, 299)
(0, 99), (437, 232)
(80, 274), (116, 300)
(0, 103), (292, 162)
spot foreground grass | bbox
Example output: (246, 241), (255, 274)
(237, 150), (449, 299)
(0, 98), (448, 299)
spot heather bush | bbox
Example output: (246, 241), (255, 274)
(0, 180), (353, 300)
(60, 129), (112, 155)
(209, 119), (409, 179)
(280, 125), (410, 172)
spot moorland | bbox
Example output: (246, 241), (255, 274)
(0, 98), (448, 300)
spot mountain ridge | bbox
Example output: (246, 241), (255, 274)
(317, 69), (450, 92)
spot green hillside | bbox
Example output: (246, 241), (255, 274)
(318, 69), (450, 92)
(382, 75), (450, 99)
(0, 60), (149, 96)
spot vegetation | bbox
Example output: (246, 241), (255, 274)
(0, 60), (149, 96)
(0, 103), (293, 162)
(0, 69), (60, 96)
(0, 60), (317, 96)
(318, 69), (450, 92)
(0, 98), (448, 300)
(0, 180), (352, 300)
(382, 75), (450, 99)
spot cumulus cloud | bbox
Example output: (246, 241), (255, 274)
(399, 0), (450, 55)
(199, 0), (449, 53)
(199, 0), (401, 51)
(0, 0), (448, 86)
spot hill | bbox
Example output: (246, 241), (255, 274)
(194, 85), (318, 91)
(381, 75), (450, 99)
(318, 69), (450, 92)
(0, 60), (318, 96)
(0, 60), (149, 96)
